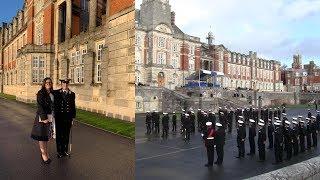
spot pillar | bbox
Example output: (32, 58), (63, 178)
(66, 0), (72, 39)
(89, 0), (97, 31)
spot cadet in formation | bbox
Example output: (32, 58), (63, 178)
(236, 119), (246, 158)
(257, 122), (266, 161)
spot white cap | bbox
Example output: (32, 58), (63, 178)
(274, 122), (280, 126)
(317, 111), (320, 113)
(216, 123), (222, 127)
(155, 110), (159, 113)
(258, 122), (265, 126)
(298, 115), (303, 118)
(306, 118), (310, 120)
(191, 111), (194, 114)
(198, 109), (201, 111)
(152, 109), (156, 111)
(220, 112), (224, 115)
(311, 116), (316, 119)
(208, 110), (212, 112)
(292, 121), (298, 125)
(282, 113), (287, 116)
(285, 121), (291, 125)
(182, 109), (186, 112)
(276, 120), (282, 123)
(206, 122), (212, 126)
(238, 120), (244, 124)
(259, 119), (264, 123)
(163, 112), (168, 115)
(185, 114), (190, 117)
(275, 117), (279, 120)
(173, 111), (176, 113)
(207, 137), (214, 140)
(249, 119), (255, 123)
(292, 117), (297, 120)
(239, 116), (244, 119)
(300, 120), (305, 123)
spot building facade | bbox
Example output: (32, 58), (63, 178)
(135, 0), (283, 92)
(0, 0), (135, 122)
(282, 56), (320, 92)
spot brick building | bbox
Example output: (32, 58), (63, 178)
(282, 55), (320, 92)
(0, 0), (135, 122)
(135, 0), (283, 92)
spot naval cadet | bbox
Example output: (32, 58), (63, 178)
(190, 111), (196, 133)
(308, 109), (312, 119)
(203, 122), (216, 167)
(298, 118), (306, 153)
(162, 113), (169, 138)
(311, 116), (317, 147)
(274, 122), (283, 164)
(154, 111), (160, 134)
(54, 79), (76, 158)
(146, 111), (152, 134)
(267, 119), (274, 149)
(215, 122), (225, 165)
(291, 118), (299, 156)
(284, 121), (292, 160)
(236, 120), (246, 158)
(257, 122), (266, 162)
(172, 112), (177, 132)
(248, 119), (256, 156)
(306, 118), (312, 150)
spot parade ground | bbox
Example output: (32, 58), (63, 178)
(136, 107), (320, 180)
(0, 97), (134, 180)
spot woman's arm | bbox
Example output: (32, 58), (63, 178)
(37, 91), (48, 121)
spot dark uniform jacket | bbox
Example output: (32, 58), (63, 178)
(54, 89), (76, 120)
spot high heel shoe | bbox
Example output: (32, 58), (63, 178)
(41, 155), (51, 164)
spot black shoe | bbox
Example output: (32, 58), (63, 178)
(235, 156), (241, 158)
(205, 164), (213, 167)
(57, 153), (64, 158)
(63, 152), (70, 157)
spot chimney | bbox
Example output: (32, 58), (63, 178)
(171, 11), (176, 25)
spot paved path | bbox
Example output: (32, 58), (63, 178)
(136, 108), (320, 180)
(0, 98), (134, 180)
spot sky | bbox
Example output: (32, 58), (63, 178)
(136, 0), (320, 66)
(0, 0), (24, 24)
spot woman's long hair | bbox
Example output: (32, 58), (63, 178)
(41, 77), (53, 93)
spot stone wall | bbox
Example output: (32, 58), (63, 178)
(105, 6), (135, 122)
(247, 156), (320, 180)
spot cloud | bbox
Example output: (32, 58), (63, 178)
(136, 0), (320, 65)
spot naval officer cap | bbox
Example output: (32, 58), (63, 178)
(238, 120), (244, 124)
(285, 121), (291, 125)
(274, 122), (280, 126)
(216, 123), (222, 127)
(249, 119), (255, 123)
(274, 117), (279, 120)
(276, 120), (282, 123)
(306, 117), (310, 120)
(59, 78), (71, 84)
(311, 116), (316, 119)
(292, 117), (297, 120)
(206, 122), (212, 126)
(163, 112), (168, 115)
(239, 116), (244, 119)
(259, 119), (264, 123)
(258, 122), (265, 126)
(292, 121), (298, 125)
(282, 113), (287, 116)
(298, 115), (303, 118)
(299, 120), (305, 123)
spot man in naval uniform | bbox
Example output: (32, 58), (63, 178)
(54, 79), (76, 158)
(236, 120), (246, 158)
(215, 122), (225, 165)
(203, 122), (216, 167)
(257, 122), (266, 162)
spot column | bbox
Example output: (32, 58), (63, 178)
(89, 0), (97, 31)
(66, 0), (72, 39)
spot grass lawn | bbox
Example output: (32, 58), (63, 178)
(0, 93), (17, 101)
(0, 93), (135, 139)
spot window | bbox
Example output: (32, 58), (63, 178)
(158, 52), (166, 65)
(172, 54), (179, 68)
(190, 46), (195, 55)
(173, 43), (178, 52)
(97, 43), (104, 61)
(32, 56), (45, 83)
(69, 50), (84, 84)
(135, 34), (141, 46)
(158, 37), (165, 48)
(96, 63), (102, 83)
(81, 48), (87, 64)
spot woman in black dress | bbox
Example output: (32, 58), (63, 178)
(31, 77), (54, 164)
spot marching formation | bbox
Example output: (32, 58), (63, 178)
(145, 106), (320, 167)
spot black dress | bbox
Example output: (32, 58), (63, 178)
(31, 89), (54, 141)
